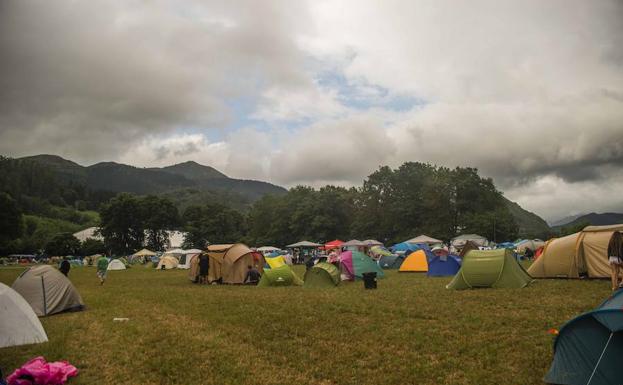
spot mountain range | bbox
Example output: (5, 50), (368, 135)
(551, 212), (623, 230)
(20, 154), (286, 202)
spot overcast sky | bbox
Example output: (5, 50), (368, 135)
(1, 0), (622, 222)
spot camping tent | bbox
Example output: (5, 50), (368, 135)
(459, 240), (480, 258)
(378, 255), (405, 269)
(204, 243), (265, 284)
(515, 239), (545, 253)
(133, 248), (156, 257)
(451, 234), (488, 248)
(107, 259), (127, 270)
(427, 255), (461, 277)
(12, 265), (84, 316)
(528, 225), (623, 278)
(399, 250), (431, 272)
(157, 255), (179, 270)
(0, 282), (48, 348)
(258, 264), (303, 287)
(257, 246), (280, 253)
(178, 251), (201, 269)
(265, 255), (286, 269)
(446, 249), (533, 290)
(405, 235), (443, 245)
(340, 251), (385, 280)
(391, 242), (422, 254)
(304, 262), (340, 288)
(370, 246), (393, 258)
(544, 290), (623, 385)
(363, 239), (383, 247)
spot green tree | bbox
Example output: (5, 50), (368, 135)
(141, 195), (180, 251)
(99, 193), (145, 255)
(183, 204), (246, 248)
(45, 232), (81, 256)
(80, 238), (106, 256)
(0, 192), (24, 255)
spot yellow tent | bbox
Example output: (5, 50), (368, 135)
(528, 224), (623, 278)
(265, 255), (286, 269)
(399, 250), (429, 272)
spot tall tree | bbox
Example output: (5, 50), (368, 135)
(99, 193), (145, 255)
(0, 192), (24, 255)
(45, 232), (81, 256)
(141, 195), (180, 251)
(183, 204), (245, 248)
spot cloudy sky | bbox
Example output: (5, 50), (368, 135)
(1, 0), (622, 222)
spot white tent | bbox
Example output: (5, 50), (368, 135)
(177, 251), (201, 269)
(107, 259), (127, 271)
(406, 235), (443, 244)
(257, 246), (280, 252)
(0, 282), (48, 348)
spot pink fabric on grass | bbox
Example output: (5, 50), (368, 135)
(7, 357), (78, 385)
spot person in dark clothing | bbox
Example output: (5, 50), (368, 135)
(59, 258), (71, 277)
(198, 254), (209, 284)
(524, 247), (534, 260)
(244, 265), (261, 285)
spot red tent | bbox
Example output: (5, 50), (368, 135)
(324, 240), (344, 250)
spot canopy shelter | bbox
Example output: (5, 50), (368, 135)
(12, 265), (84, 316)
(405, 235), (443, 245)
(528, 224), (623, 278)
(286, 241), (322, 248)
(133, 248), (156, 257)
(340, 251), (385, 281)
(258, 264), (303, 287)
(363, 239), (383, 247)
(324, 240), (344, 250)
(107, 259), (127, 270)
(342, 239), (366, 247)
(428, 255), (461, 277)
(447, 249), (533, 290)
(304, 262), (340, 288)
(198, 243), (265, 284)
(451, 234), (488, 248)
(545, 290), (623, 385)
(399, 250), (431, 272)
(0, 282), (48, 348)
(257, 246), (280, 252)
(378, 255), (405, 269)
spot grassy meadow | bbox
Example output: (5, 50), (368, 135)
(0, 264), (612, 385)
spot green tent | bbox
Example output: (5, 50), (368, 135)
(258, 265), (304, 287)
(446, 249), (532, 290)
(545, 290), (623, 385)
(304, 262), (340, 288)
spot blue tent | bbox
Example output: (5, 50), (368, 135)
(378, 255), (405, 269)
(427, 255), (461, 277)
(391, 242), (428, 253)
(544, 289), (623, 385)
(267, 251), (284, 258)
(496, 242), (515, 249)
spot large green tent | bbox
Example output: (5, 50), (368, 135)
(544, 290), (623, 385)
(304, 262), (340, 288)
(258, 265), (304, 287)
(446, 249), (533, 290)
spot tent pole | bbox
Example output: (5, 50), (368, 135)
(586, 332), (613, 385)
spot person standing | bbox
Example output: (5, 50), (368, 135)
(198, 253), (210, 284)
(59, 257), (71, 277)
(96, 256), (109, 285)
(244, 265), (261, 285)
(608, 232), (623, 291)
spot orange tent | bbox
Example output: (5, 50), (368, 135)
(399, 250), (429, 272)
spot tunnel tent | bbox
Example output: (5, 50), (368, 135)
(544, 290), (623, 385)
(258, 264), (303, 287)
(0, 282), (48, 348)
(204, 243), (265, 284)
(446, 249), (533, 290)
(304, 262), (340, 288)
(12, 265), (85, 316)
(378, 255), (405, 269)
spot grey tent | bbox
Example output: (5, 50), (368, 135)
(12, 265), (84, 316)
(0, 282), (48, 348)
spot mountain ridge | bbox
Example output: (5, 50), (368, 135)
(553, 212), (623, 229)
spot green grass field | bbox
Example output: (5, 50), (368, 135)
(0, 265), (612, 385)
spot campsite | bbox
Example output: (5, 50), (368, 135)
(0, 263), (613, 385)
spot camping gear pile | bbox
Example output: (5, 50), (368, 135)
(6, 357), (78, 385)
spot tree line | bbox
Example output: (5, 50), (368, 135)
(1, 161), (520, 256)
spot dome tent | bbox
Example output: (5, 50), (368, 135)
(378, 255), (405, 269)
(258, 264), (303, 287)
(339, 251), (385, 281)
(107, 259), (127, 270)
(304, 262), (340, 288)
(544, 290), (623, 385)
(427, 255), (461, 277)
(12, 265), (84, 316)
(157, 255), (179, 270)
(399, 249), (432, 272)
(0, 282), (48, 348)
(447, 249), (533, 290)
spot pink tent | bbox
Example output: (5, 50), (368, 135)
(339, 251), (354, 280)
